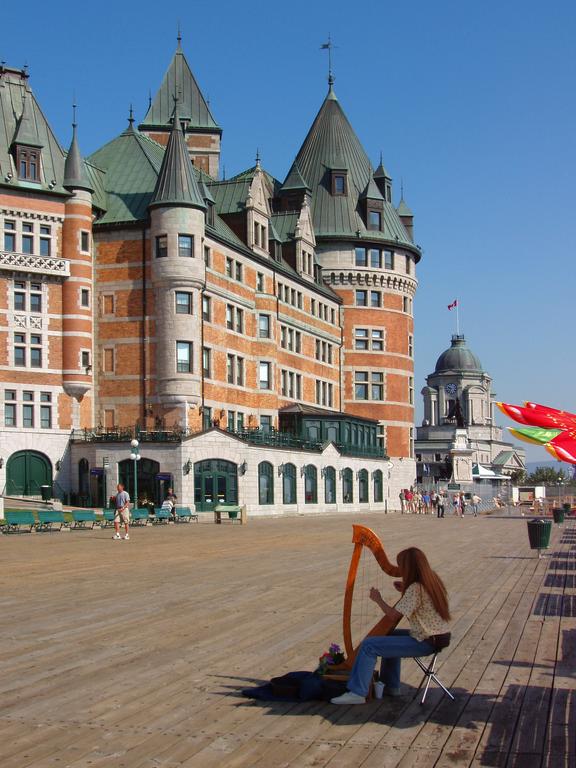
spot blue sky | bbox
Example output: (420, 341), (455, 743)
(4, 0), (575, 463)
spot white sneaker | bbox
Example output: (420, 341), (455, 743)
(113, 533), (121, 540)
(123, 534), (130, 540)
(330, 691), (366, 705)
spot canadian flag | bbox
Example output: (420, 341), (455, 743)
(447, 299), (458, 311)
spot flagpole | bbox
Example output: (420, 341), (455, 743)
(456, 300), (460, 335)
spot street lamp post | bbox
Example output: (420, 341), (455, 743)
(130, 439), (141, 508)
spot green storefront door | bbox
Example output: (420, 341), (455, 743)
(194, 460), (238, 512)
(6, 451), (52, 496)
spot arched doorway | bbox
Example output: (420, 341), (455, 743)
(118, 458), (160, 506)
(194, 459), (238, 512)
(6, 450), (52, 496)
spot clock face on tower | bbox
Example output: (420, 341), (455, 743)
(445, 383), (458, 396)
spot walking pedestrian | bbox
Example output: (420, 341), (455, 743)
(437, 491), (445, 518)
(113, 483), (131, 540)
(471, 493), (481, 517)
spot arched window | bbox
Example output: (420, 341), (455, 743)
(283, 463), (297, 504)
(324, 466), (336, 504)
(342, 467), (353, 504)
(258, 461), (274, 505)
(373, 469), (383, 502)
(304, 465), (318, 504)
(358, 469), (369, 503)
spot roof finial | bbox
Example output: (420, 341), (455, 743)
(128, 103), (134, 125)
(320, 35), (336, 88)
(255, 148), (261, 168)
(379, 150), (383, 166)
(177, 22), (182, 49)
(72, 94), (77, 128)
(148, 89), (152, 110)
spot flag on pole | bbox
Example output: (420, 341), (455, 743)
(320, 43), (331, 49)
(447, 299), (458, 310)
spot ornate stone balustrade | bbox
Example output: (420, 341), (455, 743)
(0, 250), (70, 277)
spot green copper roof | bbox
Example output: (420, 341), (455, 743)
(0, 67), (68, 195)
(140, 43), (219, 131)
(435, 335), (483, 374)
(150, 101), (205, 210)
(360, 176), (384, 201)
(63, 123), (93, 193)
(271, 212), (299, 243)
(397, 197), (413, 216)
(88, 121), (165, 224)
(228, 164), (281, 194)
(374, 159), (391, 180)
(287, 85), (414, 249)
(209, 178), (252, 215)
(281, 161), (310, 192)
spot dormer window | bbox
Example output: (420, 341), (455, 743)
(385, 183), (392, 202)
(331, 171), (347, 196)
(17, 146), (40, 181)
(206, 202), (215, 227)
(368, 210), (382, 231)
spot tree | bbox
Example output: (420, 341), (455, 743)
(509, 469), (527, 484)
(526, 466), (569, 485)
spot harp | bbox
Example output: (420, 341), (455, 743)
(338, 524), (402, 669)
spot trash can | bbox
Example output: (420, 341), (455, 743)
(563, 502), (572, 516)
(41, 485), (52, 502)
(552, 508), (564, 525)
(527, 518), (552, 557)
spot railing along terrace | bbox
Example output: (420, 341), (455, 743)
(228, 428), (385, 458)
(71, 427), (191, 443)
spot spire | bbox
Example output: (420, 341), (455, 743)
(177, 22), (182, 49)
(255, 148), (261, 168)
(12, 89), (42, 147)
(150, 97), (205, 210)
(63, 103), (93, 193)
(360, 173), (385, 201)
(374, 152), (391, 180)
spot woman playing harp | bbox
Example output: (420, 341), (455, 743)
(331, 547), (451, 704)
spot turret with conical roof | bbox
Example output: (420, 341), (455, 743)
(148, 97), (206, 416)
(139, 34), (221, 177)
(63, 119), (93, 193)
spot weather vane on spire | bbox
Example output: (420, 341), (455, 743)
(320, 35), (337, 87)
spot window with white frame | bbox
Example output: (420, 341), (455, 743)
(176, 341), (193, 373)
(259, 361), (271, 389)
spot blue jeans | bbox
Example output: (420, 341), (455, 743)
(347, 629), (434, 695)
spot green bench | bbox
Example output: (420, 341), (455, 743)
(100, 509), (115, 528)
(174, 506), (198, 523)
(71, 510), (97, 529)
(36, 510), (67, 532)
(214, 504), (243, 524)
(153, 508), (172, 524)
(131, 508), (150, 526)
(4, 510), (36, 533)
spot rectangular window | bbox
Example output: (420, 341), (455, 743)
(156, 235), (167, 258)
(295, 331), (301, 354)
(22, 234), (33, 254)
(4, 231), (15, 251)
(405, 255), (411, 274)
(333, 173), (347, 195)
(226, 257), (233, 277)
(103, 294), (115, 315)
(30, 346), (42, 368)
(408, 334), (414, 357)
(370, 249), (381, 268)
(39, 236), (51, 257)
(371, 330), (384, 350)
(4, 403), (16, 427)
(29, 292), (41, 313)
(81, 351), (90, 369)
(355, 328), (369, 350)
(175, 291), (193, 314)
(227, 410), (235, 432)
(227, 354), (234, 384)
(368, 210), (382, 230)
(14, 286), (25, 311)
(226, 304), (234, 329)
(259, 361), (271, 389)
(5, 390), (16, 400)
(258, 314), (270, 338)
(260, 415), (272, 433)
(202, 295), (211, 321)
(202, 347), (211, 378)
(237, 412), (244, 430)
(370, 291), (381, 307)
(371, 373), (384, 400)
(356, 290), (368, 307)
(80, 288), (90, 308)
(403, 296), (412, 313)
(204, 245), (211, 266)
(178, 234), (193, 257)
(14, 333), (26, 366)
(81, 231), (90, 252)
(235, 261), (243, 281)
(355, 371), (369, 400)
(236, 357), (244, 386)
(384, 250), (394, 269)
(23, 391), (34, 401)
(235, 308), (243, 334)
(176, 341), (193, 373)
(257, 272), (264, 292)
(23, 404), (34, 428)
(40, 405), (52, 429)
(355, 247), (367, 267)
(40, 393), (52, 404)
(409, 376), (414, 405)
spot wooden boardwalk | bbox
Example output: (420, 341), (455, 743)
(0, 512), (573, 767)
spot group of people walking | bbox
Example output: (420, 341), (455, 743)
(400, 489), (482, 517)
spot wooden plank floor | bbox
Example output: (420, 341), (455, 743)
(0, 512), (573, 767)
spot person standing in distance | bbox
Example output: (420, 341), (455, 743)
(113, 483), (131, 540)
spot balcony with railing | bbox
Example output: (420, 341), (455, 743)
(0, 249), (70, 277)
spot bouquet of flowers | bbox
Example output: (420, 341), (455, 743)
(316, 643), (345, 675)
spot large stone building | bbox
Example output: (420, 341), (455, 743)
(415, 334), (525, 486)
(0, 40), (419, 514)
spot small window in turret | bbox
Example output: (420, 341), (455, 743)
(332, 173), (347, 196)
(368, 210), (382, 231)
(81, 231), (90, 253)
(178, 234), (193, 257)
(156, 235), (167, 258)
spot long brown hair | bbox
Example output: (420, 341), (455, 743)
(397, 547), (451, 621)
